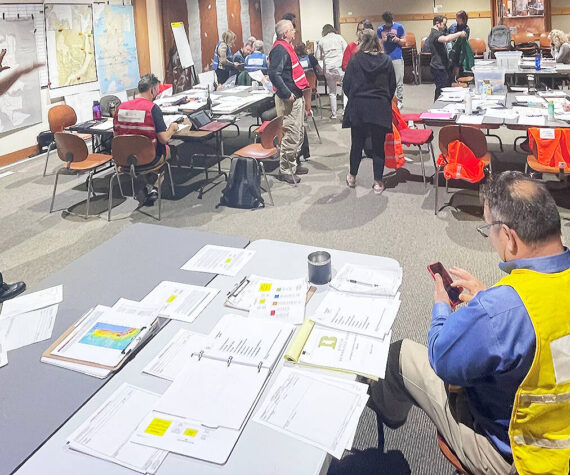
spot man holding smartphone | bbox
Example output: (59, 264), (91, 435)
(377, 12), (406, 109)
(368, 171), (570, 474)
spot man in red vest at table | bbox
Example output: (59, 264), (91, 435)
(113, 74), (179, 205)
(268, 19), (310, 184)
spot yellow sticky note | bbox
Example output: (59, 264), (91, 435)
(184, 428), (198, 437)
(167, 295), (177, 303)
(259, 299), (265, 304)
(145, 418), (172, 437)
(259, 283), (272, 292)
(225, 258), (232, 263)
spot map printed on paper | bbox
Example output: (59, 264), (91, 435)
(45, 4), (97, 89)
(0, 19), (42, 133)
(93, 4), (139, 94)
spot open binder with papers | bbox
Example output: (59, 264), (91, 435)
(284, 319), (391, 380)
(41, 305), (161, 378)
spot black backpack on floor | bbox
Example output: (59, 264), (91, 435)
(217, 157), (265, 209)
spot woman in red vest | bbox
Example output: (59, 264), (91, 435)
(342, 19), (373, 71)
(343, 29), (396, 194)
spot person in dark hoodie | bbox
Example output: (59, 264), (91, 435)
(342, 29), (396, 195)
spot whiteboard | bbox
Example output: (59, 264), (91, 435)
(0, 4), (47, 86)
(171, 22), (194, 68)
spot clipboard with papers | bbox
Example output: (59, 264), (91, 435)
(41, 305), (161, 378)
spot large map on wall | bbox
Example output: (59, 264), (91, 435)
(93, 4), (140, 94)
(0, 19), (42, 133)
(45, 4), (97, 89)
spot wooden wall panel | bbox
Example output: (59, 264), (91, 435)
(249, 0), (263, 40)
(199, 0), (219, 71)
(227, 0), (243, 48)
(132, 0), (151, 76)
(273, 0), (302, 42)
(161, 0), (192, 92)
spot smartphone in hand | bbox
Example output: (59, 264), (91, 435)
(428, 262), (463, 307)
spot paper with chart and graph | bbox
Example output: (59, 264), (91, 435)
(181, 245), (255, 276)
(285, 319), (392, 380)
(141, 281), (218, 323)
(329, 263), (402, 297)
(248, 277), (308, 324)
(67, 383), (167, 474)
(312, 290), (400, 339)
(253, 367), (369, 459)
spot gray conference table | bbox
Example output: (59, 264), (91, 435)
(17, 239), (401, 475)
(0, 224), (248, 475)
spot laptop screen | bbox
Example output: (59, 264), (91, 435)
(189, 110), (212, 128)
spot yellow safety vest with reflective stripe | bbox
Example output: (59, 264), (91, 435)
(497, 268), (570, 475)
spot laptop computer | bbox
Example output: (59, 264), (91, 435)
(188, 110), (227, 132)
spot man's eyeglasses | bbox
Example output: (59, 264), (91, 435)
(476, 221), (507, 238)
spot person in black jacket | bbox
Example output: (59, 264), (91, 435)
(342, 29), (396, 195)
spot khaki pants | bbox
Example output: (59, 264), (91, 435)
(275, 95), (304, 174)
(370, 339), (513, 475)
(392, 58), (404, 104)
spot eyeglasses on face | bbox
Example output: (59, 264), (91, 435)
(476, 221), (507, 238)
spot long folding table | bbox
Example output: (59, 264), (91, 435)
(16, 238), (401, 475)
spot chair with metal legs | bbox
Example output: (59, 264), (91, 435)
(49, 132), (112, 219)
(232, 116), (285, 204)
(302, 88), (322, 144)
(108, 135), (175, 221)
(43, 105), (80, 176)
(434, 125), (492, 215)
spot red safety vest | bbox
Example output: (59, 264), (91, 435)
(385, 105), (406, 169)
(437, 140), (485, 182)
(113, 97), (157, 145)
(272, 40), (310, 92)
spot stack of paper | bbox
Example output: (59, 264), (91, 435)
(141, 281), (218, 323)
(330, 263), (402, 297)
(67, 384), (167, 474)
(253, 367), (369, 458)
(181, 245), (255, 276)
(0, 285), (63, 367)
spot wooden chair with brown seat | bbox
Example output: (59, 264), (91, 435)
(437, 432), (470, 474)
(513, 32), (539, 57)
(469, 38), (487, 60)
(49, 132), (112, 219)
(43, 105), (80, 176)
(539, 33), (552, 58)
(419, 37), (432, 84)
(305, 69), (323, 119)
(302, 88), (322, 144)
(402, 32), (420, 84)
(108, 135), (175, 221)
(233, 116), (285, 204)
(435, 125), (492, 215)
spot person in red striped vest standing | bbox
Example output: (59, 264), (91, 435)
(268, 20), (310, 184)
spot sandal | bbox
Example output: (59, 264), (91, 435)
(346, 174), (356, 188)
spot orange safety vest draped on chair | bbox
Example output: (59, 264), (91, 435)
(528, 128), (570, 168)
(384, 105), (406, 169)
(437, 140), (485, 182)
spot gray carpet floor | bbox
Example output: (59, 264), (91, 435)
(1, 83), (569, 474)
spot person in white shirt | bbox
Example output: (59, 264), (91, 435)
(317, 24), (347, 119)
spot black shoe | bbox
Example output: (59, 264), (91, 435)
(143, 187), (158, 207)
(277, 173), (301, 184)
(295, 166), (309, 175)
(0, 281), (26, 303)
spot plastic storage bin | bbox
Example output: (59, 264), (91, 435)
(494, 51), (523, 72)
(472, 66), (506, 93)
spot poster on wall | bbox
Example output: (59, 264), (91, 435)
(45, 3), (98, 96)
(0, 19), (42, 134)
(93, 4), (140, 94)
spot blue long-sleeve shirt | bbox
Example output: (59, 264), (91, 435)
(428, 249), (570, 459)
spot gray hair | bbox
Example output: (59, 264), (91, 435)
(275, 20), (292, 40)
(481, 171), (561, 244)
(138, 73), (160, 93)
(253, 40), (264, 52)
